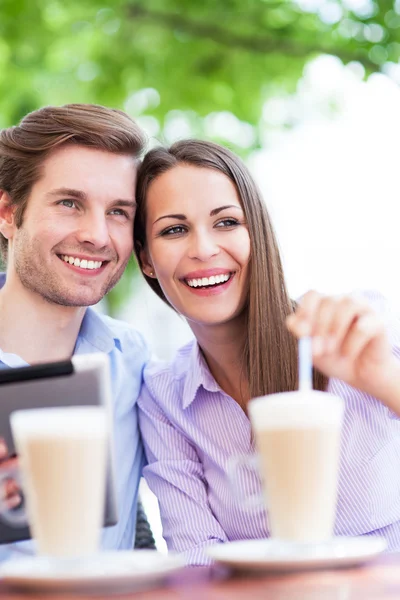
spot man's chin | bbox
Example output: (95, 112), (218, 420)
(22, 271), (123, 309)
(42, 291), (105, 308)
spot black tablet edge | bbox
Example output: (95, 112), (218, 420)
(0, 360), (74, 385)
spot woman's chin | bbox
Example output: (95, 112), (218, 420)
(186, 309), (245, 329)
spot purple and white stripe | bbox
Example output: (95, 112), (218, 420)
(138, 291), (400, 565)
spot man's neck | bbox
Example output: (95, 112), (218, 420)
(0, 271), (87, 364)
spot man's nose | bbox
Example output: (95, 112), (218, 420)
(75, 213), (111, 248)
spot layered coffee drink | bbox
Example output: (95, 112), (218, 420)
(11, 406), (108, 557)
(248, 391), (344, 542)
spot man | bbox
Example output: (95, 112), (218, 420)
(0, 103), (148, 557)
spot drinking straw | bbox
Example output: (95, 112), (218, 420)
(298, 337), (313, 391)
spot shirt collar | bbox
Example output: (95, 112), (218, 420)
(0, 349), (28, 368)
(0, 273), (121, 357)
(182, 342), (221, 410)
(76, 307), (122, 355)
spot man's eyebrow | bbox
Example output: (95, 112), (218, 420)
(46, 188), (86, 200)
(110, 199), (137, 209)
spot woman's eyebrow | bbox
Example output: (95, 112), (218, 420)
(210, 205), (242, 216)
(153, 213), (186, 225)
(153, 205), (242, 225)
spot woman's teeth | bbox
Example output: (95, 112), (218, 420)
(61, 255), (103, 270)
(186, 273), (231, 288)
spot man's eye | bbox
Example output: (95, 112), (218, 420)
(160, 225), (186, 236)
(59, 199), (75, 208)
(215, 218), (240, 228)
(109, 208), (129, 218)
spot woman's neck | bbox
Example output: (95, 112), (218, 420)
(190, 317), (250, 409)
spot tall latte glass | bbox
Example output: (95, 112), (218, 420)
(248, 390), (344, 542)
(8, 406), (108, 558)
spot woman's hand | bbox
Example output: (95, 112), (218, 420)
(286, 291), (400, 412)
(0, 439), (21, 509)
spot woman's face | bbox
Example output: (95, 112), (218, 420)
(142, 164), (251, 329)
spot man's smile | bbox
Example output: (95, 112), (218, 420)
(57, 253), (110, 273)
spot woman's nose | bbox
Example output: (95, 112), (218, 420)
(188, 231), (219, 261)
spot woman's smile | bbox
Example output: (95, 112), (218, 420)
(182, 268), (234, 294)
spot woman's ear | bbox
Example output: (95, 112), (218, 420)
(140, 247), (156, 278)
(0, 191), (16, 242)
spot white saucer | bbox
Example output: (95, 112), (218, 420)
(0, 550), (185, 593)
(206, 536), (387, 572)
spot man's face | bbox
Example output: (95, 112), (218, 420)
(8, 145), (137, 307)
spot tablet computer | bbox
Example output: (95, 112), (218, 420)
(0, 353), (117, 544)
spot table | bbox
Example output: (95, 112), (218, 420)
(0, 554), (399, 599)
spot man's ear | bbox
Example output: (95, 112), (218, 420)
(0, 191), (16, 241)
(139, 247), (156, 279)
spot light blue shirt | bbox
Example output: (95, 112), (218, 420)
(0, 273), (148, 560)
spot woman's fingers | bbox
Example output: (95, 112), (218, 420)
(287, 290), (321, 337)
(287, 291), (337, 352)
(326, 297), (370, 354)
(340, 313), (385, 362)
(311, 299), (370, 357)
(288, 291), (374, 358)
(288, 291), (397, 403)
(307, 296), (338, 355)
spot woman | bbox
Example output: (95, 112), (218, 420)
(134, 140), (400, 565)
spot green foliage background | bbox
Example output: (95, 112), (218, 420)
(0, 0), (398, 313)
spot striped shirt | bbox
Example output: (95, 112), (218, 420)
(138, 291), (400, 565)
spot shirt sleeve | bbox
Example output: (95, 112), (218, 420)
(138, 378), (228, 565)
(100, 329), (148, 551)
(359, 289), (400, 354)
(362, 290), (400, 408)
(329, 292), (400, 535)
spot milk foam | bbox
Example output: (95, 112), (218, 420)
(11, 406), (107, 439)
(249, 390), (344, 430)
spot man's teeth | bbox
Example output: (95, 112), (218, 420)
(186, 273), (231, 288)
(61, 255), (103, 270)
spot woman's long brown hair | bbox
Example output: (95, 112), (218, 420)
(134, 140), (327, 399)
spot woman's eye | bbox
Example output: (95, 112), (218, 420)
(160, 225), (187, 236)
(59, 199), (76, 208)
(215, 218), (240, 228)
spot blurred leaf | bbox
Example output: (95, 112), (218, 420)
(103, 257), (140, 316)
